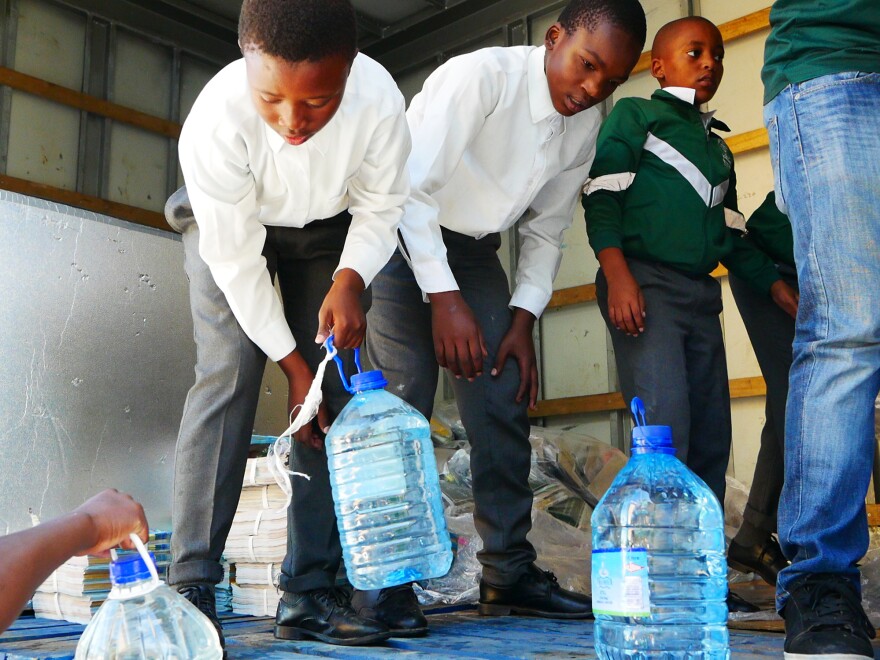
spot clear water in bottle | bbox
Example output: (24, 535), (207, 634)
(591, 398), (729, 659)
(75, 550), (222, 659)
(325, 368), (452, 591)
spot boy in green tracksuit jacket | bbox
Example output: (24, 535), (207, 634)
(582, 17), (798, 509)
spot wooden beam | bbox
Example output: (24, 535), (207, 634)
(546, 283), (596, 310)
(726, 128), (770, 155)
(530, 376), (768, 418)
(868, 504), (880, 527)
(632, 6), (771, 75)
(531, 391), (626, 418)
(0, 66), (181, 139)
(0, 174), (171, 232)
(547, 267), (729, 313)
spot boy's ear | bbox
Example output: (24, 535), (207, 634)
(650, 57), (665, 83)
(544, 23), (562, 51)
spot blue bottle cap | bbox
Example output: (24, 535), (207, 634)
(632, 424), (676, 455)
(110, 552), (156, 585)
(350, 370), (388, 392)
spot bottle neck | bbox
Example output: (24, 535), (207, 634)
(108, 576), (160, 600)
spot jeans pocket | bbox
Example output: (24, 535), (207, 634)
(764, 114), (787, 213)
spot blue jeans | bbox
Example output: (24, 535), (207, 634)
(764, 72), (880, 610)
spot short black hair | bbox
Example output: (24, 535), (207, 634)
(652, 16), (721, 58)
(239, 0), (357, 63)
(558, 0), (647, 50)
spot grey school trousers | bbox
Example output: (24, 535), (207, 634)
(365, 229), (537, 586)
(729, 267), (797, 543)
(597, 258), (732, 505)
(165, 186), (365, 593)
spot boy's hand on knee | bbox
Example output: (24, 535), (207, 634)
(491, 308), (539, 409)
(317, 269), (366, 349)
(769, 279), (799, 319)
(428, 291), (488, 381)
(278, 350), (329, 449)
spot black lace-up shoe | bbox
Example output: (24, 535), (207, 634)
(351, 583), (428, 637)
(275, 587), (391, 646)
(782, 573), (875, 659)
(478, 564), (593, 619)
(729, 535), (790, 586)
(177, 583), (226, 657)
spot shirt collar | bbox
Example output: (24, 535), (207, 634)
(654, 87), (719, 130)
(662, 86), (697, 104)
(527, 46), (559, 124)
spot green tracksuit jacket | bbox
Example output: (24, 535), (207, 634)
(582, 89), (780, 294)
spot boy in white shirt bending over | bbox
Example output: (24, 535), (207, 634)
(364, 0), (645, 621)
(166, 0), (410, 649)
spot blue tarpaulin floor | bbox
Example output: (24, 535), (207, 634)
(0, 606), (834, 659)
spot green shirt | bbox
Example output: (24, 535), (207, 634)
(745, 192), (794, 269)
(763, 0), (880, 103)
(583, 89), (780, 295)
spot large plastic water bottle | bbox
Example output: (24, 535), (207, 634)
(591, 398), (728, 659)
(325, 344), (452, 591)
(75, 535), (222, 659)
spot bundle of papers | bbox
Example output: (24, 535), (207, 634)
(231, 583), (282, 617)
(34, 531), (171, 624)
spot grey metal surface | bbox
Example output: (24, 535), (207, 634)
(0, 191), (194, 534)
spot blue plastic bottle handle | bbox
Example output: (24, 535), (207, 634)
(325, 335), (362, 394)
(630, 396), (647, 428)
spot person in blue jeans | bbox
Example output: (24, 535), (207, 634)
(762, 1), (880, 657)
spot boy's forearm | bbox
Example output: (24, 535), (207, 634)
(597, 247), (631, 281)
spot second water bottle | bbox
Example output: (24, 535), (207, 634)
(591, 398), (729, 659)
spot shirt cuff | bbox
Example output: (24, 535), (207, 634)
(251, 316), (297, 362)
(409, 257), (459, 294)
(510, 282), (550, 318)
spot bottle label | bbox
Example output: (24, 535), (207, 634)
(591, 548), (650, 616)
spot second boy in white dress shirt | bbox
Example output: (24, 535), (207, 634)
(364, 0), (645, 621)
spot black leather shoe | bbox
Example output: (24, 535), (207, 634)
(351, 583), (428, 637)
(727, 591), (761, 613)
(728, 536), (790, 586)
(782, 573), (875, 658)
(275, 587), (391, 646)
(177, 583), (226, 657)
(478, 564), (593, 619)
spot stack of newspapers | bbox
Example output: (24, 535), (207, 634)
(225, 454), (288, 616)
(33, 531), (171, 624)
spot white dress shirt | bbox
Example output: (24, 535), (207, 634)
(401, 45), (601, 317)
(178, 54), (410, 361)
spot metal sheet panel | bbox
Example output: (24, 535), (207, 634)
(0, 191), (194, 534)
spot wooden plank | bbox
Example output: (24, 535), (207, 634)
(867, 503), (880, 526)
(531, 391), (626, 418)
(0, 175), (170, 232)
(547, 267), (729, 313)
(718, 7), (772, 44)
(0, 66), (181, 139)
(546, 283), (596, 310)
(729, 376), (767, 399)
(726, 128), (770, 156)
(632, 7), (771, 75)
(531, 376), (768, 418)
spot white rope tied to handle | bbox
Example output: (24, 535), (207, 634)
(266, 341), (337, 510)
